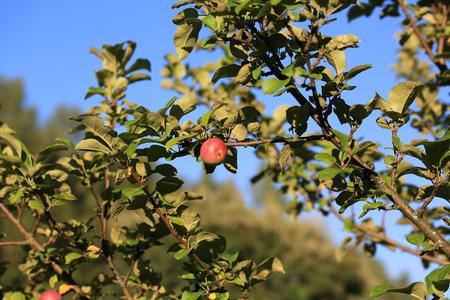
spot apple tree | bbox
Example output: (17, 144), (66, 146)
(0, 0), (449, 299)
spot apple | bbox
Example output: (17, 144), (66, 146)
(40, 290), (62, 300)
(200, 138), (227, 166)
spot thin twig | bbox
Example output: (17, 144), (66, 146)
(417, 170), (441, 218)
(33, 191), (79, 248)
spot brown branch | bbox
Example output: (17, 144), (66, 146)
(365, 169), (450, 257)
(236, 4), (450, 261)
(397, 0), (447, 72)
(87, 179), (106, 240)
(0, 241), (30, 246)
(417, 172), (441, 218)
(278, 21), (450, 258)
(434, 1), (447, 67)
(33, 191), (79, 248)
(0, 201), (86, 297)
(106, 255), (133, 300)
(329, 205), (449, 265)
(224, 135), (325, 147)
(129, 170), (215, 277)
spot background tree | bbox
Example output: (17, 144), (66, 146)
(0, 76), (406, 300)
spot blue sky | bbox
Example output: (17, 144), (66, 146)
(0, 0), (441, 287)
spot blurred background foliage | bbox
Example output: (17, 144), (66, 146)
(0, 76), (410, 299)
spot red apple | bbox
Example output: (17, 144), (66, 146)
(200, 138), (227, 166)
(40, 290), (62, 300)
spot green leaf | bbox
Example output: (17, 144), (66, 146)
(9, 292), (26, 300)
(180, 290), (203, 300)
(345, 64), (372, 81)
(10, 189), (23, 204)
(350, 141), (375, 156)
(286, 105), (309, 134)
(326, 34), (361, 51)
(369, 282), (427, 299)
(213, 98), (239, 128)
(172, 7), (198, 25)
(65, 252), (83, 264)
(310, 0), (355, 17)
(262, 77), (290, 95)
(212, 64), (241, 83)
(315, 153), (337, 164)
(35, 143), (70, 163)
(170, 97), (197, 120)
(122, 185), (146, 199)
(201, 36), (218, 48)
(425, 265), (450, 296)
(0, 133), (31, 167)
(362, 201), (385, 213)
(318, 168), (344, 181)
(110, 226), (126, 244)
(406, 233), (425, 247)
(201, 15), (217, 31)
(75, 137), (114, 154)
(325, 50), (346, 75)
(169, 216), (184, 226)
(331, 129), (349, 152)
(230, 40), (249, 60)
(127, 72), (151, 84)
(387, 81), (423, 114)
(85, 87), (105, 100)
(165, 134), (196, 152)
(125, 58), (151, 74)
(258, 256), (285, 274)
(191, 231), (220, 248)
(181, 209), (201, 232)
(174, 248), (192, 260)
(174, 22), (202, 61)
(231, 124), (248, 141)
(422, 129), (450, 169)
(49, 274), (58, 288)
(235, 0), (255, 14)
(392, 135), (403, 150)
(109, 198), (129, 221)
(55, 138), (75, 149)
(234, 63), (253, 85)
(200, 109), (214, 127)
(28, 199), (44, 210)
(69, 114), (120, 151)
(155, 177), (183, 195)
(397, 166), (436, 180)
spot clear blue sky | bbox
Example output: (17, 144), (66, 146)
(0, 0), (439, 286)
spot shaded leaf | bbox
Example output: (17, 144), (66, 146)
(212, 64), (241, 83)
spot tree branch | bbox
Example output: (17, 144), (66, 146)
(329, 205), (449, 265)
(365, 169), (450, 257)
(129, 169), (215, 277)
(0, 201), (86, 297)
(397, 0), (447, 72)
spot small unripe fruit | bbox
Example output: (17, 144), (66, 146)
(200, 138), (227, 166)
(40, 290), (62, 300)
